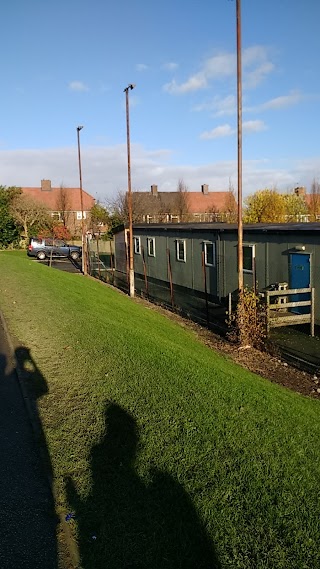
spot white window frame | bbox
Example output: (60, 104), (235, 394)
(204, 241), (215, 267)
(77, 211), (87, 220)
(51, 211), (62, 221)
(176, 239), (186, 262)
(134, 236), (141, 255)
(147, 237), (155, 257)
(243, 244), (255, 273)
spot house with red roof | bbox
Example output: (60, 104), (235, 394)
(21, 179), (96, 236)
(131, 184), (237, 223)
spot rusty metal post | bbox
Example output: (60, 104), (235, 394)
(96, 234), (101, 280)
(167, 248), (174, 308)
(109, 240), (114, 284)
(201, 250), (209, 327)
(142, 246), (149, 298)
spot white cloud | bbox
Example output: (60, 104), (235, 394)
(162, 62), (179, 71)
(164, 75), (207, 94)
(68, 81), (89, 92)
(243, 120), (267, 133)
(136, 63), (148, 72)
(200, 124), (235, 139)
(244, 62), (275, 89)
(1, 145), (319, 201)
(163, 45), (274, 95)
(259, 90), (303, 111)
(194, 95), (236, 116)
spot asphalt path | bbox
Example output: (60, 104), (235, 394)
(0, 315), (58, 568)
(37, 256), (82, 273)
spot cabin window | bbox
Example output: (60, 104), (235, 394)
(176, 239), (186, 262)
(243, 244), (255, 273)
(134, 236), (141, 255)
(147, 237), (155, 257)
(204, 242), (215, 266)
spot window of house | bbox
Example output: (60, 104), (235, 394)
(134, 236), (141, 254)
(147, 237), (155, 257)
(77, 211), (87, 220)
(176, 239), (186, 262)
(243, 244), (255, 273)
(204, 242), (215, 266)
(51, 211), (62, 221)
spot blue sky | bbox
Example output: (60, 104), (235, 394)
(1, 0), (320, 202)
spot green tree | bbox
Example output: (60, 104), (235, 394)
(0, 186), (21, 247)
(283, 194), (308, 222)
(90, 203), (110, 233)
(10, 193), (52, 241)
(244, 189), (286, 223)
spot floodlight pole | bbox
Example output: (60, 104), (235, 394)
(124, 84), (135, 298)
(236, 0), (243, 293)
(77, 125), (87, 275)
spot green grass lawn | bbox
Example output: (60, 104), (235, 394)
(1, 251), (320, 569)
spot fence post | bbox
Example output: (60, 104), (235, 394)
(96, 234), (101, 280)
(142, 246), (149, 298)
(228, 292), (232, 318)
(109, 240), (114, 285)
(266, 291), (270, 337)
(311, 287), (315, 337)
(167, 248), (174, 308)
(201, 250), (209, 327)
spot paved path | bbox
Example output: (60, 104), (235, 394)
(0, 315), (58, 568)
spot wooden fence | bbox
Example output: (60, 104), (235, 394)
(265, 287), (315, 337)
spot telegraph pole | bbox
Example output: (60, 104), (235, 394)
(124, 84), (136, 298)
(236, 0), (243, 293)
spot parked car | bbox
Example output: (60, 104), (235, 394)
(27, 238), (82, 261)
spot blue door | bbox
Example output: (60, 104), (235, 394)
(289, 253), (311, 314)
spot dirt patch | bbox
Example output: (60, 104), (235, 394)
(134, 297), (320, 399)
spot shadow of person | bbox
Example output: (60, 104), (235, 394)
(0, 340), (58, 568)
(66, 403), (220, 569)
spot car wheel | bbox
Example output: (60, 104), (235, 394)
(70, 251), (80, 260)
(37, 251), (46, 260)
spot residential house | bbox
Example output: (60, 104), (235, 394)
(130, 184), (236, 223)
(294, 186), (320, 222)
(21, 179), (96, 236)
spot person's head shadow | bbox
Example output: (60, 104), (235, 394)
(15, 345), (48, 400)
(66, 402), (221, 569)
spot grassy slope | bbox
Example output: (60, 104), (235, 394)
(0, 251), (319, 568)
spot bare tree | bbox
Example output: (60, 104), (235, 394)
(308, 179), (320, 221)
(222, 180), (238, 223)
(10, 194), (52, 241)
(56, 184), (71, 226)
(174, 179), (190, 221)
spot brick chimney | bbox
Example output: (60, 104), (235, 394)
(151, 184), (158, 196)
(201, 184), (209, 195)
(41, 179), (52, 191)
(294, 186), (306, 197)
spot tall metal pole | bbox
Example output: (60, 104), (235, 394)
(124, 84), (135, 298)
(77, 125), (87, 275)
(236, 0), (243, 293)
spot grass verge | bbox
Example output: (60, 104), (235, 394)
(0, 251), (320, 569)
